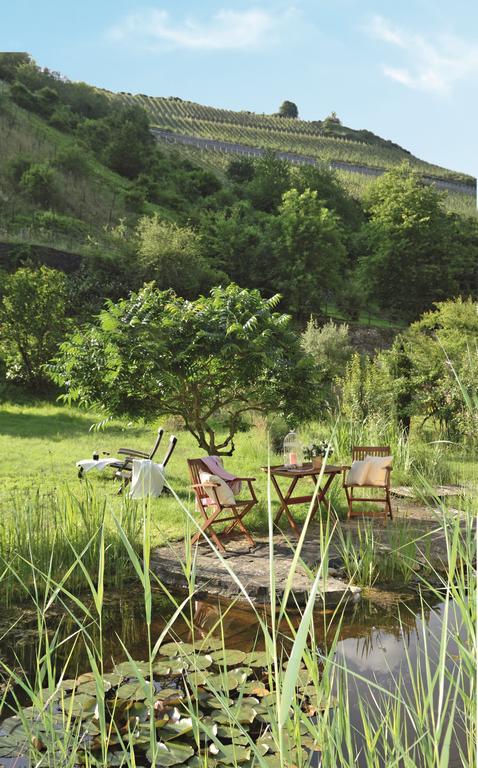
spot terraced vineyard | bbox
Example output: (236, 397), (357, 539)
(111, 92), (476, 192)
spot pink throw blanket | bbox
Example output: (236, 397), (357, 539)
(201, 456), (242, 496)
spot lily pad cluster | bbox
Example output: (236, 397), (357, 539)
(0, 639), (329, 766)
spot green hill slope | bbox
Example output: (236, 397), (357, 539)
(112, 92), (475, 190)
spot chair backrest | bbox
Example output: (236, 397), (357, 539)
(187, 458), (211, 502)
(149, 428), (164, 460)
(352, 446), (391, 461)
(162, 435), (177, 468)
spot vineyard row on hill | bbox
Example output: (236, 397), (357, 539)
(152, 129), (477, 200)
(110, 92), (475, 188)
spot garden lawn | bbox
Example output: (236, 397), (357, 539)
(0, 401), (281, 545)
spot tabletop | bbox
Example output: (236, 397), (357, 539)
(260, 463), (343, 478)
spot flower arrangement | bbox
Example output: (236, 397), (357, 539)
(304, 441), (334, 461)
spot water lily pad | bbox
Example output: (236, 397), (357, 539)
(147, 741), (195, 765)
(206, 670), (248, 692)
(210, 650), (246, 667)
(242, 680), (270, 697)
(202, 696), (234, 709)
(242, 651), (270, 668)
(210, 743), (251, 764)
(77, 679), (112, 696)
(160, 716), (193, 741)
(153, 659), (187, 676)
(61, 693), (97, 717)
(185, 654), (213, 671)
(114, 660), (151, 678)
(116, 681), (147, 701)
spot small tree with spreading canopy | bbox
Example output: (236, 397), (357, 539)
(53, 284), (319, 455)
(278, 101), (299, 119)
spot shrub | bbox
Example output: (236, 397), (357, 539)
(7, 155), (32, 185)
(20, 162), (58, 206)
(54, 145), (88, 176)
(0, 265), (69, 388)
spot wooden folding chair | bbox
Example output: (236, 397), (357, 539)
(187, 458), (257, 552)
(343, 446), (393, 522)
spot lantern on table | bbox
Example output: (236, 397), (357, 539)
(283, 431), (303, 468)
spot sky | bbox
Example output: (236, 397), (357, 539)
(2, 0), (477, 181)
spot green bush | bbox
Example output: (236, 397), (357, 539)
(0, 265), (69, 388)
(54, 145), (88, 176)
(19, 162), (58, 206)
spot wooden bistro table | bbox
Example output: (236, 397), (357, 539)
(261, 463), (342, 534)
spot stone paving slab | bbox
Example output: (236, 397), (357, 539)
(150, 499), (469, 606)
(150, 530), (361, 607)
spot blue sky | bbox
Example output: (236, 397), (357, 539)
(2, 0), (477, 180)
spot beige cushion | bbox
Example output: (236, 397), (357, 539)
(345, 460), (369, 486)
(364, 455), (392, 486)
(199, 471), (236, 506)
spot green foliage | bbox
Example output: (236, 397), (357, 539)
(19, 161), (58, 206)
(0, 52), (33, 82)
(301, 318), (353, 404)
(136, 214), (222, 296)
(0, 265), (69, 387)
(54, 144), (88, 176)
(271, 188), (347, 317)
(198, 201), (269, 289)
(357, 164), (473, 320)
(339, 351), (396, 425)
(245, 150), (291, 212)
(53, 284), (319, 454)
(278, 100), (299, 118)
(398, 297), (478, 438)
(103, 105), (154, 179)
(226, 157), (255, 184)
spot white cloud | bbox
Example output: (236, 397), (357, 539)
(367, 15), (478, 95)
(107, 7), (290, 51)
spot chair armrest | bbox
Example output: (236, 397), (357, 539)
(118, 448), (149, 458)
(191, 482), (220, 489)
(342, 465), (351, 471)
(235, 476), (257, 482)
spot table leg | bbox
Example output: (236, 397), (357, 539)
(310, 473), (336, 521)
(272, 474), (300, 534)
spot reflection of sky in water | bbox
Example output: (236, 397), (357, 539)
(333, 599), (466, 768)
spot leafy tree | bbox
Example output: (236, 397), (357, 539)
(226, 158), (256, 184)
(357, 164), (468, 321)
(20, 162), (58, 206)
(0, 52), (33, 82)
(53, 284), (319, 455)
(397, 297), (478, 438)
(104, 106), (154, 179)
(293, 165), (363, 230)
(278, 101), (299, 119)
(198, 201), (269, 289)
(271, 188), (347, 318)
(245, 151), (291, 212)
(301, 318), (353, 405)
(136, 215), (222, 296)
(0, 266), (68, 387)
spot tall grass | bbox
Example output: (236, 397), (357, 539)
(0, 467), (475, 766)
(0, 484), (141, 606)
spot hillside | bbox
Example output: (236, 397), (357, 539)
(112, 92), (476, 195)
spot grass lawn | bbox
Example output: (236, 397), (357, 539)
(0, 399), (473, 548)
(0, 400), (285, 545)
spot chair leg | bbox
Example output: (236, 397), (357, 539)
(191, 508), (226, 552)
(386, 489), (393, 520)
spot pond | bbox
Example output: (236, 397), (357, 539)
(0, 587), (469, 767)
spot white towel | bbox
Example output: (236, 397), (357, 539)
(129, 459), (165, 499)
(76, 458), (120, 473)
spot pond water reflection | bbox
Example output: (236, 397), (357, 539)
(0, 587), (468, 767)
